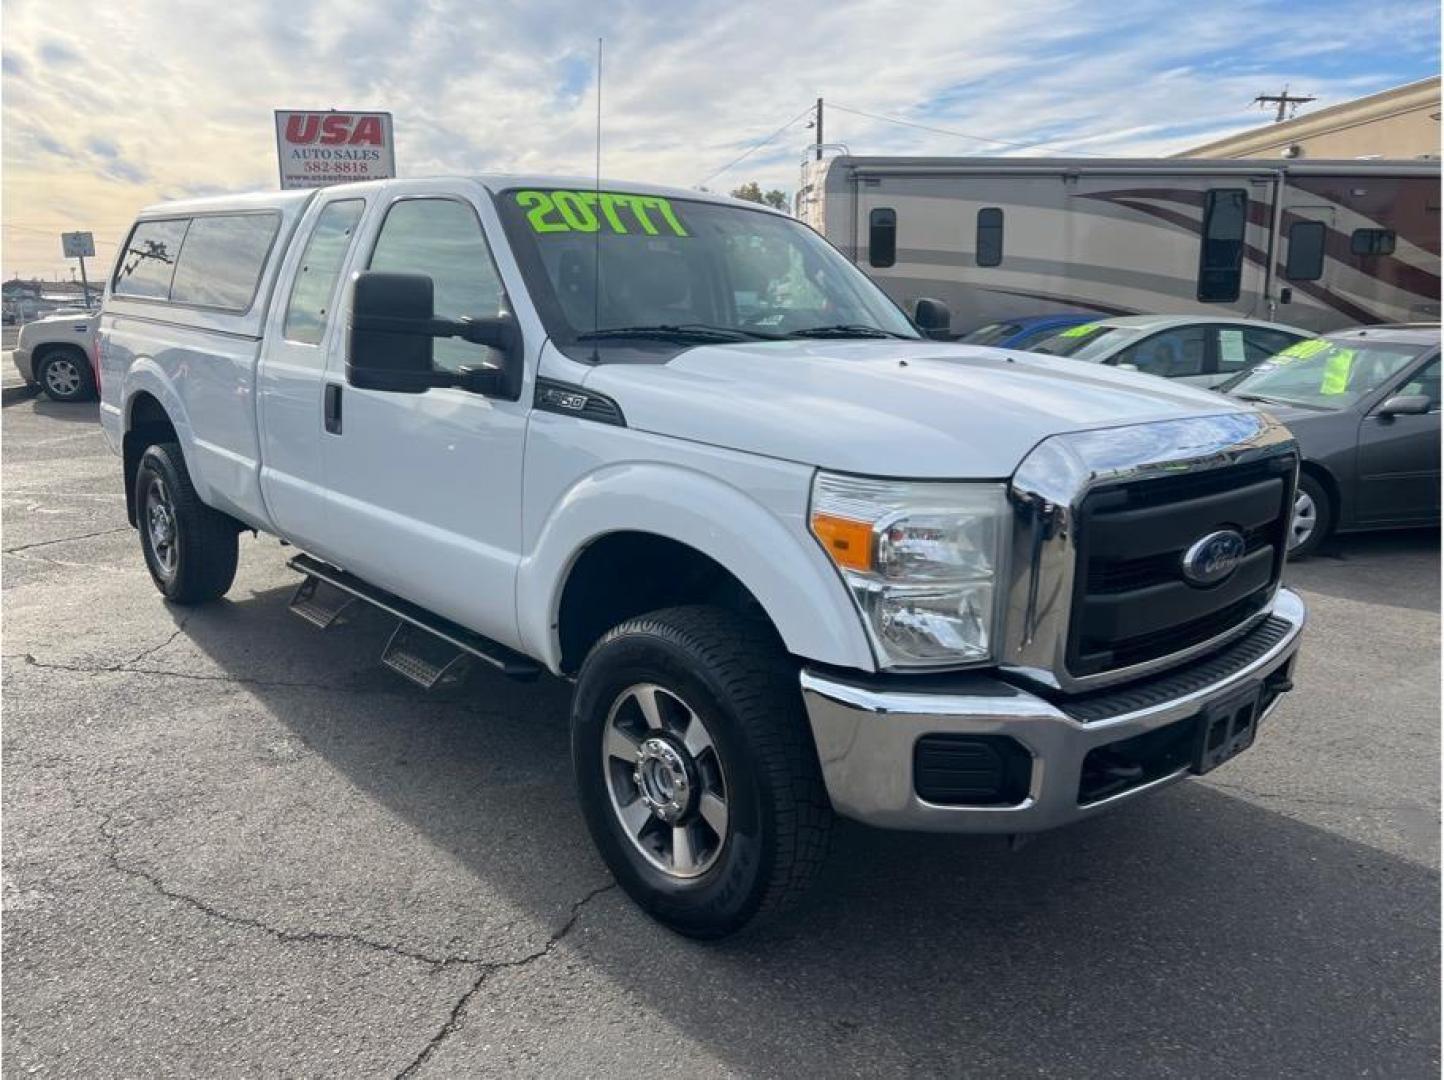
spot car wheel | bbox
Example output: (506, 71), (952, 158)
(134, 442), (240, 603)
(37, 348), (95, 402)
(572, 605), (832, 939)
(1288, 473), (1333, 559)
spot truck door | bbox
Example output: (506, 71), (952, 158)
(318, 187), (528, 651)
(257, 195), (369, 556)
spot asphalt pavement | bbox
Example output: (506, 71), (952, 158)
(3, 393), (1439, 1078)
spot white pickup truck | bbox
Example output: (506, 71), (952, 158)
(99, 177), (1305, 938)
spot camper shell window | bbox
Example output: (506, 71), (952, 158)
(1350, 228), (1396, 256)
(1285, 220), (1326, 281)
(1197, 189), (1247, 303)
(869, 208), (897, 268)
(976, 207), (1003, 267)
(114, 211), (281, 312)
(114, 219), (190, 300)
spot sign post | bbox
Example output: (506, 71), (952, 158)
(60, 231), (95, 308)
(274, 110), (396, 189)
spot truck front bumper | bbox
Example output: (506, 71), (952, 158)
(801, 588), (1305, 833)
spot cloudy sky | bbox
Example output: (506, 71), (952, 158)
(3, 0), (1438, 278)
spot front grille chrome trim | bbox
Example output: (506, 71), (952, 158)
(1001, 411), (1297, 693)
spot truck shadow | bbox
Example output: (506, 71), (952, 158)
(1285, 527), (1439, 611)
(173, 580), (1441, 1076)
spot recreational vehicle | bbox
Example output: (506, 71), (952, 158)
(798, 156), (1440, 334)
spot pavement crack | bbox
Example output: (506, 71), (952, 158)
(91, 807), (490, 969)
(3, 526), (130, 554)
(394, 881), (618, 1079)
(1205, 778), (1438, 814)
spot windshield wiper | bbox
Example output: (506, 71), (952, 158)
(575, 324), (783, 343)
(1233, 393), (1330, 411)
(786, 324), (910, 339)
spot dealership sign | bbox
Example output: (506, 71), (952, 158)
(274, 110), (395, 189)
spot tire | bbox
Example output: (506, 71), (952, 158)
(1288, 472), (1333, 559)
(37, 347), (95, 402)
(572, 605), (832, 939)
(134, 442), (239, 603)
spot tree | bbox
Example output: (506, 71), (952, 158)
(730, 181), (791, 214)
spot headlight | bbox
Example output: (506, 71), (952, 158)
(809, 473), (1008, 668)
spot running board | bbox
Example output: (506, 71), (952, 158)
(286, 553), (541, 682)
(289, 575), (358, 629)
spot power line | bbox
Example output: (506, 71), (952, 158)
(694, 105), (816, 188)
(827, 102), (1106, 156)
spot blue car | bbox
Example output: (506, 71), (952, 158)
(959, 313), (1097, 351)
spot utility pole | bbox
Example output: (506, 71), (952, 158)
(1254, 85), (1316, 123)
(814, 97), (823, 160)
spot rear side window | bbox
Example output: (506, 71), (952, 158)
(975, 207), (1003, 267)
(868, 208), (896, 268)
(1284, 220), (1326, 281)
(284, 200), (366, 344)
(114, 219), (189, 299)
(169, 213), (281, 310)
(1197, 189), (1247, 303)
(1351, 228), (1396, 256)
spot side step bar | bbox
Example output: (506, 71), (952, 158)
(286, 553), (541, 683)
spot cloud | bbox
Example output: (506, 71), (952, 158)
(0, 0), (1438, 276)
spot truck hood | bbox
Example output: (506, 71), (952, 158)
(583, 340), (1257, 478)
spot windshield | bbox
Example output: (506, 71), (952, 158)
(1226, 337), (1431, 410)
(495, 188), (918, 360)
(960, 322), (1018, 346)
(1029, 322), (1139, 360)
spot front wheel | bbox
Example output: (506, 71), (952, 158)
(571, 606), (832, 939)
(37, 348), (95, 402)
(1288, 473), (1333, 559)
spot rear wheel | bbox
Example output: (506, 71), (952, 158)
(1288, 473), (1333, 559)
(134, 442), (239, 603)
(572, 605), (832, 939)
(37, 348), (95, 402)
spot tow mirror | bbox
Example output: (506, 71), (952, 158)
(912, 297), (952, 340)
(1376, 393), (1432, 418)
(347, 271), (519, 397)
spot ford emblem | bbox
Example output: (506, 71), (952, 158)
(1182, 529), (1246, 585)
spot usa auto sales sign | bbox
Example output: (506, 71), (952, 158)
(274, 110), (395, 189)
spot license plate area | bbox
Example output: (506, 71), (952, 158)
(1192, 683), (1261, 774)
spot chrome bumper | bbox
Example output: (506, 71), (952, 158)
(802, 588), (1305, 833)
(12, 346), (33, 383)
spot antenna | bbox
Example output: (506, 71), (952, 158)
(591, 36), (603, 360)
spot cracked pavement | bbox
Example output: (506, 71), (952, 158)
(3, 393), (1439, 1078)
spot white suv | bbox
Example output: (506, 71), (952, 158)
(13, 309), (100, 401)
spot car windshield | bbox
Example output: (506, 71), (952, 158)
(1226, 337), (1431, 410)
(1029, 322), (1139, 360)
(495, 188), (918, 360)
(960, 322), (1017, 346)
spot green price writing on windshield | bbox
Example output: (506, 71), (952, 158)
(1277, 338), (1330, 360)
(516, 190), (689, 237)
(1059, 322), (1100, 337)
(1319, 349), (1355, 395)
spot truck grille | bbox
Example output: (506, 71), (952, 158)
(1067, 456), (1295, 678)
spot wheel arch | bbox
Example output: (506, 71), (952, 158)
(1298, 459), (1342, 533)
(518, 465), (875, 676)
(121, 388), (184, 527)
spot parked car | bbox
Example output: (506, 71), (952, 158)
(1221, 324), (1440, 557)
(959, 313), (1096, 351)
(99, 177), (1305, 938)
(1028, 314), (1312, 388)
(13, 310), (100, 401)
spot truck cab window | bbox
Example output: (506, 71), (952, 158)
(1197, 189), (1247, 303)
(975, 207), (1003, 267)
(868, 208), (896, 268)
(369, 199), (508, 373)
(284, 200), (365, 345)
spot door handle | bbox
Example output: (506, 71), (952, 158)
(324, 383), (343, 434)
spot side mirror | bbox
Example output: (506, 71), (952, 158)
(1376, 393), (1432, 418)
(347, 271), (519, 396)
(912, 297), (952, 340)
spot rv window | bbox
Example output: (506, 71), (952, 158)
(869, 208), (896, 268)
(113, 218), (190, 300)
(169, 213), (282, 311)
(1350, 228), (1396, 256)
(1197, 189), (1247, 303)
(976, 208), (1003, 267)
(1284, 220), (1326, 281)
